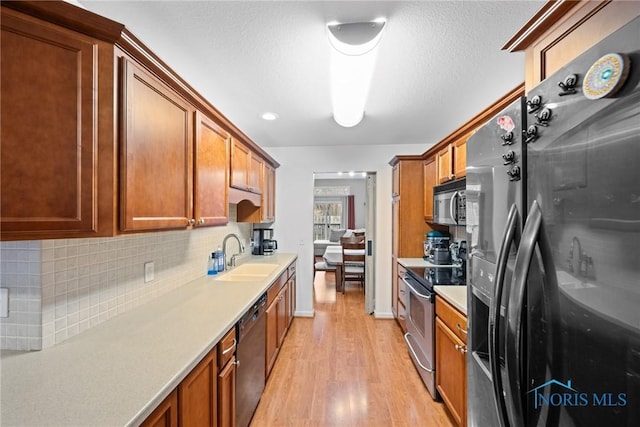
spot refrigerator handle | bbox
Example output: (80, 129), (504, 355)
(489, 203), (521, 427)
(450, 191), (459, 224)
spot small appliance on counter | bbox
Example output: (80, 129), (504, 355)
(423, 230), (450, 262)
(251, 228), (278, 255)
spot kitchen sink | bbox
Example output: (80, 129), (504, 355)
(213, 274), (268, 282)
(228, 263), (280, 275)
(213, 263), (280, 282)
(556, 270), (596, 290)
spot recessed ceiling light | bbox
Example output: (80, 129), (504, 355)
(261, 112), (279, 121)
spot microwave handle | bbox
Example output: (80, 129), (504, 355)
(449, 191), (459, 224)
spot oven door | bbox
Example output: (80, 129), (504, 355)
(402, 273), (437, 399)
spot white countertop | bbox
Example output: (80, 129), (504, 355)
(434, 286), (468, 316)
(0, 253), (297, 427)
(397, 257), (460, 269)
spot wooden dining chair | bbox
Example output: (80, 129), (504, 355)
(341, 241), (365, 293)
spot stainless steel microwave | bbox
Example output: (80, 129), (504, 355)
(433, 178), (466, 226)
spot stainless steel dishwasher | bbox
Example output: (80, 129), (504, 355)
(236, 293), (267, 427)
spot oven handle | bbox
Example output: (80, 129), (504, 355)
(404, 332), (435, 373)
(401, 276), (433, 301)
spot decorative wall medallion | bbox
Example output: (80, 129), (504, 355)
(582, 53), (630, 100)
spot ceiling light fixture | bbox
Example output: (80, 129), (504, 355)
(327, 19), (386, 128)
(261, 112), (279, 121)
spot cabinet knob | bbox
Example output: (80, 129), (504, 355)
(455, 344), (467, 354)
(187, 219), (196, 226)
(198, 218), (205, 225)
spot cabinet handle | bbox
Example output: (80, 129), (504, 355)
(222, 338), (237, 355)
(456, 323), (467, 336)
(187, 219), (196, 226)
(198, 218), (205, 225)
(455, 344), (467, 354)
(234, 360), (240, 366)
(450, 174), (455, 179)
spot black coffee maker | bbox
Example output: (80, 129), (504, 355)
(252, 228), (278, 255)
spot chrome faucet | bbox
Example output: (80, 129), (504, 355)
(567, 236), (593, 278)
(222, 233), (245, 268)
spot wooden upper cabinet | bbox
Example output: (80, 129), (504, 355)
(263, 164), (276, 222)
(423, 156), (437, 222)
(436, 145), (453, 184)
(503, 0), (640, 91)
(249, 154), (264, 194)
(453, 138), (466, 180)
(0, 8), (116, 240)
(230, 138), (264, 194)
(194, 112), (229, 226)
(120, 57), (194, 231)
(437, 138), (466, 185)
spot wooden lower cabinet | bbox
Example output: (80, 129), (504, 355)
(394, 262), (407, 333)
(265, 261), (296, 378)
(217, 327), (237, 427)
(141, 390), (178, 427)
(178, 347), (218, 427)
(435, 296), (467, 427)
(217, 356), (236, 427)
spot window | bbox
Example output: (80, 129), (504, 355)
(313, 197), (346, 240)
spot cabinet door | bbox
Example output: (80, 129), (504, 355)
(453, 138), (467, 180)
(194, 112), (229, 226)
(120, 57), (194, 231)
(287, 274), (296, 328)
(230, 139), (250, 191)
(391, 164), (400, 197)
(276, 285), (288, 347)
(437, 145), (453, 184)
(263, 164), (276, 222)
(391, 261), (399, 318)
(265, 298), (278, 377)
(249, 154), (263, 194)
(1, 10), (114, 239)
(435, 317), (466, 427)
(178, 348), (217, 427)
(217, 356), (236, 427)
(141, 390), (178, 427)
(423, 156), (437, 222)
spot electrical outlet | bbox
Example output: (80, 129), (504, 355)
(144, 262), (154, 283)
(0, 288), (8, 318)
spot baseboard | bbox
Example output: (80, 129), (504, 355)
(373, 311), (395, 319)
(293, 310), (314, 318)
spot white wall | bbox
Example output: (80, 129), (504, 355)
(265, 143), (430, 318)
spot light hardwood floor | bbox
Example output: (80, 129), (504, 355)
(250, 270), (455, 427)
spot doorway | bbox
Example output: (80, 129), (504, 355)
(312, 172), (376, 313)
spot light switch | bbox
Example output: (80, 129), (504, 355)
(144, 262), (154, 283)
(0, 288), (8, 318)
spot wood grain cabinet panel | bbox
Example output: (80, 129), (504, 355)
(453, 138), (467, 180)
(217, 355), (236, 427)
(194, 112), (229, 226)
(141, 390), (178, 427)
(0, 8), (116, 240)
(230, 138), (252, 192)
(178, 348), (218, 427)
(437, 145), (454, 184)
(120, 57), (194, 231)
(435, 296), (467, 427)
(423, 156), (437, 222)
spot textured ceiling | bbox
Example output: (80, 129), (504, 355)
(78, 1), (543, 148)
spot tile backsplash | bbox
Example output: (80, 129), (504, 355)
(1, 206), (250, 350)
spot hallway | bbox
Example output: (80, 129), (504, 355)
(250, 271), (455, 426)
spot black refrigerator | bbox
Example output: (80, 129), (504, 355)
(466, 16), (640, 427)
